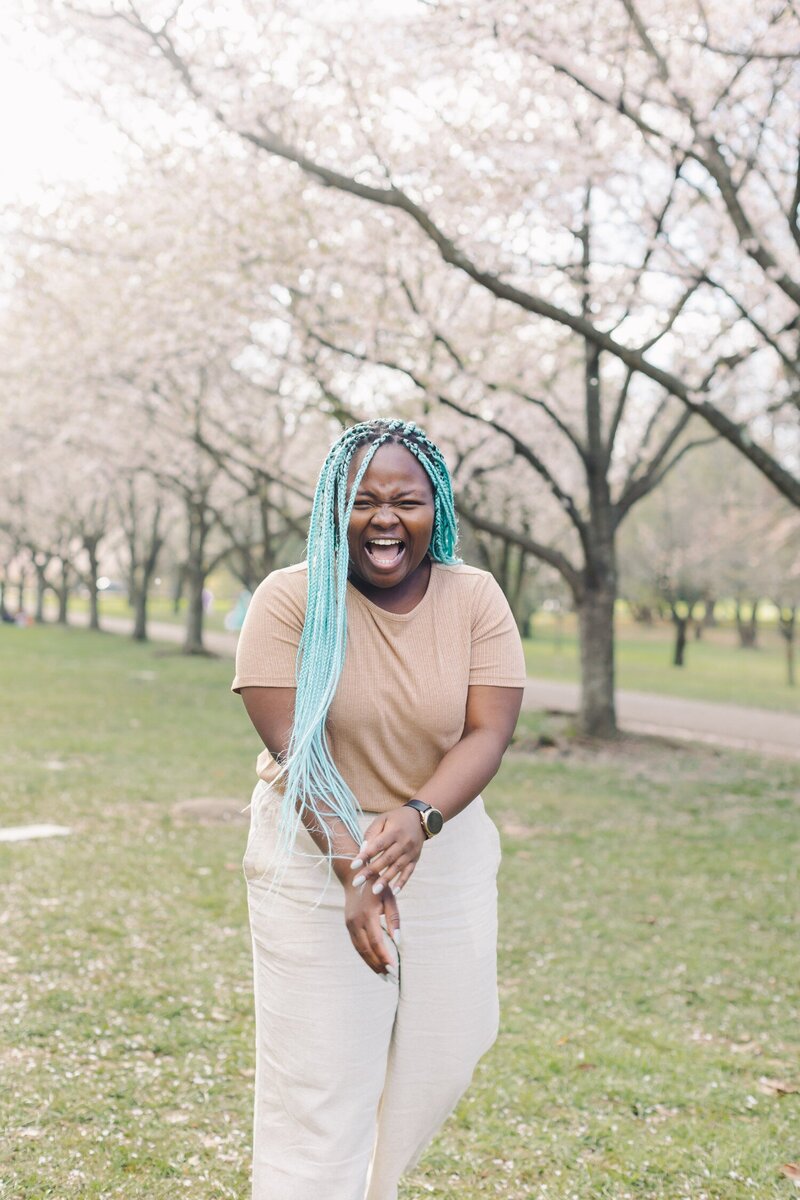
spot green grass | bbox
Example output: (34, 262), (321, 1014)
(44, 593), (233, 634)
(1, 627), (798, 1198)
(50, 593), (800, 713)
(524, 617), (799, 713)
(35, 582), (800, 713)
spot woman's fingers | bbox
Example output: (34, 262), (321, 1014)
(386, 859), (417, 895)
(351, 926), (383, 974)
(346, 892), (395, 974)
(354, 849), (409, 893)
(353, 831), (391, 869)
(353, 818), (388, 868)
(351, 838), (417, 885)
(382, 890), (401, 943)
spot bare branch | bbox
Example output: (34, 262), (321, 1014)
(615, 433), (719, 522)
(296, 321), (592, 543)
(455, 501), (583, 597)
(604, 367), (634, 463)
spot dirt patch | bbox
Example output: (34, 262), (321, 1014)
(511, 712), (725, 777)
(171, 797), (249, 825)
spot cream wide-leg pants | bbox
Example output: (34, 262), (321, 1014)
(242, 781), (502, 1200)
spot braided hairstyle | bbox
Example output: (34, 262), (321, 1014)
(275, 418), (460, 863)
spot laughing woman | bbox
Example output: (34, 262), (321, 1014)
(232, 418), (525, 1200)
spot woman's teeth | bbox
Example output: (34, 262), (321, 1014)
(365, 539), (405, 566)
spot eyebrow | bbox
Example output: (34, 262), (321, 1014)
(355, 488), (425, 499)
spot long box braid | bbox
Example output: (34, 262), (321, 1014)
(271, 419), (460, 870)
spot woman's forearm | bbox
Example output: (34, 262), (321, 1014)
(298, 802), (362, 887)
(411, 728), (509, 823)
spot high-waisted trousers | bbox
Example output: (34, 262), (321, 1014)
(242, 780), (502, 1200)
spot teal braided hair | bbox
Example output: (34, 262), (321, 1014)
(274, 418), (460, 864)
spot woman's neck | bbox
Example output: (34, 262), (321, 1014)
(348, 557), (432, 614)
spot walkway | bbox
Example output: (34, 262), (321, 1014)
(71, 614), (800, 760)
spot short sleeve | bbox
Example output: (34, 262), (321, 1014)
(469, 572), (527, 687)
(231, 567), (307, 693)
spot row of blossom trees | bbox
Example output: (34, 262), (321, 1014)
(2, 0), (798, 732)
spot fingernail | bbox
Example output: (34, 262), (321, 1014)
(350, 858), (363, 870)
(372, 881), (384, 895)
(391, 883), (402, 896)
(392, 929), (401, 946)
(359, 841), (368, 855)
(352, 874), (365, 888)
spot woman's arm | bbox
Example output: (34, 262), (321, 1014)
(239, 686), (399, 975)
(353, 683), (524, 893)
(415, 683), (524, 820)
(239, 685), (363, 878)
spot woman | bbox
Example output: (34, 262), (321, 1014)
(232, 418), (525, 1200)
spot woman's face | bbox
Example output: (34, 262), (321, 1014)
(346, 441), (435, 589)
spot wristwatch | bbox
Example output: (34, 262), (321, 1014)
(403, 799), (444, 839)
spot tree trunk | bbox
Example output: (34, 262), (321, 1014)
(779, 606), (796, 687)
(172, 565), (185, 616)
(86, 539), (101, 632)
(34, 564), (48, 623)
(702, 597), (717, 628)
(130, 504), (163, 643)
(578, 321), (618, 739)
(577, 584), (617, 737)
(736, 598), (760, 648)
(672, 614), (689, 666)
(787, 636), (796, 689)
(56, 560), (70, 625)
(184, 567), (205, 654)
(132, 588), (148, 641)
(183, 498), (209, 655)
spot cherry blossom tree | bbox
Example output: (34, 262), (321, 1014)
(1, 147), (338, 650)
(39, 0), (799, 493)
(26, 0), (797, 734)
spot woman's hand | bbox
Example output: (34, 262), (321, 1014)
(350, 807), (425, 897)
(344, 878), (401, 975)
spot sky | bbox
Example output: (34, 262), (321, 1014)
(0, 16), (124, 207)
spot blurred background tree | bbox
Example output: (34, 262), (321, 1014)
(1, 0), (798, 734)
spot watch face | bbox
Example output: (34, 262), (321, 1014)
(426, 809), (444, 836)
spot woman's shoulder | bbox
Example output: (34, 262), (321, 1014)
(432, 561), (504, 605)
(432, 561), (513, 617)
(257, 560), (308, 589)
(432, 561), (497, 589)
(248, 561), (308, 616)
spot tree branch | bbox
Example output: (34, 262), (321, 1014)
(615, 408), (695, 520)
(68, 3), (800, 507)
(615, 433), (719, 522)
(455, 501), (583, 597)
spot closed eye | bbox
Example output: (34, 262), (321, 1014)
(353, 498), (423, 508)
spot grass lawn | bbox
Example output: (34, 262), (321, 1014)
(50, 590), (799, 714)
(1, 626), (798, 1199)
(44, 594), (232, 635)
(523, 618), (799, 713)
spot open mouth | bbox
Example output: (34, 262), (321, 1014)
(363, 538), (406, 569)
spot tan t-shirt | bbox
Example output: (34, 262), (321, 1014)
(231, 561), (526, 813)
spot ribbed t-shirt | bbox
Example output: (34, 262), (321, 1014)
(231, 561), (527, 813)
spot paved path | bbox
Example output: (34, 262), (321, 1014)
(73, 614), (800, 760)
(522, 678), (800, 761)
